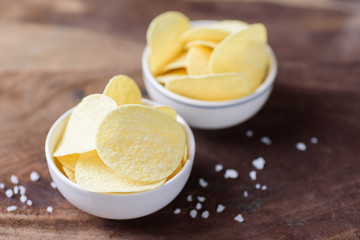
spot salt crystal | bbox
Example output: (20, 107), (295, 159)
(249, 170), (257, 180)
(243, 191), (248, 198)
(199, 178), (208, 188)
(10, 175), (19, 184)
(255, 183), (261, 189)
(216, 204), (225, 213)
(7, 205), (17, 212)
(190, 209), (197, 218)
(30, 171), (40, 182)
(186, 195), (193, 202)
(197, 196), (205, 202)
(234, 213), (244, 223)
(201, 210), (209, 219)
(215, 164), (223, 172)
(260, 136), (272, 145)
(261, 185), (267, 190)
(174, 208), (181, 214)
(196, 202), (202, 210)
(20, 195), (27, 203)
(19, 185), (26, 195)
(50, 181), (57, 189)
(47, 206), (53, 213)
(26, 199), (33, 206)
(296, 142), (307, 151)
(13, 185), (19, 195)
(5, 189), (13, 198)
(311, 137), (319, 144)
(224, 169), (239, 179)
(252, 157), (266, 170)
(0, 183), (5, 189)
(246, 130), (253, 137)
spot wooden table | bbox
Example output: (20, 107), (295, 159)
(0, 0), (359, 239)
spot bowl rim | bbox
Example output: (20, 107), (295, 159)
(142, 20), (277, 109)
(45, 98), (195, 198)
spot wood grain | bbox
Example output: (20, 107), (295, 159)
(0, 0), (359, 239)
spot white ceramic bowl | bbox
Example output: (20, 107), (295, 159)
(142, 20), (277, 129)
(45, 98), (195, 220)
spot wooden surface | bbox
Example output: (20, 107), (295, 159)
(1, 0), (360, 239)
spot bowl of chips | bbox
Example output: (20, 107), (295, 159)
(45, 75), (195, 219)
(142, 12), (277, 129)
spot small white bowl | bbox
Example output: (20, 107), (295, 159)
(45, 98), (195, 220)
(142, 20), (277, 129)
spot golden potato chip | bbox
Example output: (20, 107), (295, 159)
(156, 69), (187, 84)
(163, 51), (187, 73)
(53, 94), (117, 159)
(153, 105), (177, 119)
(56, 154), (79, 171)
(96, 105), (186, 182)
(186, 45), (212, 75)
(185, 40), (217, 49)
(147, 11), (190, 75)
(103, 75), (142, 105)
(75, 151), (165, 193)
(62, 165), (76, 183)
(181, 26), (229, 43)
(166, 163), (182, 181)
(165, 73), (252, 101)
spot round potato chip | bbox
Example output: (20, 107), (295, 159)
(165, 73), (252, 101)
(96, 105), (186, 182)
(147, 11), (190, 75)
(53, 94), (117, 158)
(156, 69), (187, 84)
(103, 75), (142, 105)
(186, 45), (212, 75)
(75, 151), (165, 193)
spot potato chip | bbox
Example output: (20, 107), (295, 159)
(153, 105), (177, 119)
(55, 154), (79, 171)
(62, 165), (76, 183)
(96, 104), (186, 182)
(163, 51), (187, 73)
(185, 40), (217, 49)
(181, 145), (188, 166)
(166, 163), (182, 181)
(186, 45), (212, 75)
(103, 75), (142, 105)
(147, 11), (190, 75)
(53, 94), (117, 159)
(181, 26), (229, 43)
(156, 69), (187, 84)
(165, 73), (252, 101)
(75, 150), (165, 193)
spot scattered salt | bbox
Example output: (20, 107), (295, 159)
(246, 130), (254, 137)
(7, 205), (17, 212)
(196, 202), (202, 210)
(224, 169), (239, 179)
(19, 185), (26, 195)
(255, 183), (261, 189)
(252, 157), (266, 170)
(10, 175), (19, 184)
(215, 164), (223, 172)
(5, 189), (13, 198)
(30, 171), (40, 182)
(50, 181), (57, 189)
(197, 196), (205, 202)
(249, 170), (257, 181)
(261, 185), (267, 190)
(13, 186), (19, 195)
(174, 208), (181, 214)
(47, 206), (53, 213)
(296, 142), (307, 151)
(234, 213), (244, 223)
(190, 209), (197, 218)
(186, 195), (193, 202)
(20, 195), (27, 203)
(243, 191), (248, 198)
(199, 178), (208, 188)
(216, 204), (225, 213)
(26, 199), (33, 206)
(201, 210), (209, 219)
(311, 137), (319, 144)
(0, 183), (4, 189)
(260, 136), (272, 145)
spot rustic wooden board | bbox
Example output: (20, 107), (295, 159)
(0, 0), (359, 239)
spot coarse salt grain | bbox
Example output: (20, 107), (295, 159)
(249, 170), (257, 181)
(234, 213), (244, 223)
(26, 199), (32, 206)
(199, 178), (208, 188)
(252, 157), (266, 170)
(196, 202), (202, 210)
(296, 142), (307, 151)
(5, 189), (13, 198)
(243, 191), (248, 198)
(0, 183), (5, 189)
(255, 183), (261, 189)
(186, 195), (193, 202)
(10, 175), (19, 184)
(30, 171), (40, 182)
(260, 136), (272, 145)
(246, 130), (253, 137)
(201, 210), (210, 219)
(311, 137), (319, 144)
(19, 185), (26, 195)
(50, 181), (57, 189)
(190, 209), (197, 218)
(20, 195), (27, 203)
(261, 185), (267, 190)
(224, 169), (239, 179)
(7, 205), (17, 212)
(197, 196), (205, 202)
(47, 206), (53, 213)
(215, 164), (223, 172)
(13, 186), (19, 195)
(174, 208), (181, 214)
(216, 204), (225, 213)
